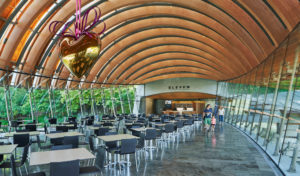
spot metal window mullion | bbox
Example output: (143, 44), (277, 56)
(238, 74), (251, 128)
(275, 45), (300, 157)
(250, 62), (266, 135)
(233, 78), (243, 126)
(230, 81), (240, 124)
(109, 87), (116, 117)
(244, 68), (258, 131)
(287, 52), (300, 172)
(263, 61), (285, 147)
(47, 84), (54, 119)
(126, 86), (132, 114)
(79, 90), (84, 118)
(118, 87), (124, 114)
(256, 56), (276, 141)
(90, 88), (96, 117)
(101, 88), (106, 115)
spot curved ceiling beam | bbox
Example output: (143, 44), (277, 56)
(123, 61), (222, 84)
(0, 0), (27, 40)
(92, 42), (240, 85)
(44, 2), (260, 81)
(108, 51), (229, 84)
(93, 34), (244, 81)
(131, 66), (219, 84)
(15, 0), (68, 66)
(53, 15), (254, 82)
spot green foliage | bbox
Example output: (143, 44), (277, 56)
(0, 86), (136, 124)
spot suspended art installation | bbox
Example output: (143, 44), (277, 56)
(49, 0), (106, 78)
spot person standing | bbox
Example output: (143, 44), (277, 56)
(203, 104), (212, 131)
(218, 106), (225, 126)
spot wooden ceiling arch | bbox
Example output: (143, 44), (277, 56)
(0, 0), (299, 87)
(123, 61), (222, 84)
(107, 52), (229, 85)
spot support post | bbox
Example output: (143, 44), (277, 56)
(47, 83), (54, 119)
(90, 88), (96, 117)
(109, 87), (116, 117)
(118, 87), (124, 114)
(101, 88), (106, 114)
(27, 79), (35, 121)
(64, 89), (70, 117)
(126, 86), (132, 114)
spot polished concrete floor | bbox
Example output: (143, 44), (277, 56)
(1, 123), (281, 176)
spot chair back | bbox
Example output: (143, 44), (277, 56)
(51, 144), (73, 150)
(176, 121), (184, 128)
(63, 136), (79, 148)
(120, 139), (137, 155)
(156, 129), (163, 138)
(50, 160), (79, 176)
(97, 127), (109, 136)
(56, 126), (68, 132)
(105, 132), (117, 149)
(49, 118), (57, 124)
(10, 155), (18, 176)
(88, 136), (95, 152)
(164, 123), (175, 133)
(13, 133), (30, 147)
(50, 137), (64, 146)
(137, 133), (145, 149)
(44, 124), (48, 134)
(25, 124), (36, 131)
(145, 129), (156, 140)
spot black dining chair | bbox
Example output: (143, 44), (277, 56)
(63, 136), (79, 148)
(25, 124), (36, 132)
(104, 132), (118, 167)
(49, 118), (57, 125)
(56, 126), (68, 132)
(51, 144), (73, 150)
(97, 127), (109, 136)
(145, 129), (157, 149)
(13, 133), (30, 157)
(0, 144), (30, 174)
(50, 160), (80, 176)
(115, 139), (137, 168)
(164, 123), (175, 141)
(10, 154), (46, 176)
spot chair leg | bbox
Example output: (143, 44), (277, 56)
(24, 164), (28, 175)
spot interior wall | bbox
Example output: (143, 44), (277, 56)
(145, 97), (154, 115)
(145, 78), (217, 96)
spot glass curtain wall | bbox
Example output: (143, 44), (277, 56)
(217, 24), (300, 175)
(0, 83), (136, 128)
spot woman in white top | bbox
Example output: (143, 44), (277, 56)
(218, 106), (225, 125)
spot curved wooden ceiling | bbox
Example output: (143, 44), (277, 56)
(0, 0), (299, 88)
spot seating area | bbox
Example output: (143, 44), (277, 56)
(0, 113), (202, 175)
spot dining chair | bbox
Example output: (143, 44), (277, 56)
(56, 126), (68, 132)
(145, 129), (157, 149)
(104, 132), (118, 167)
(25, 124), (36, 132)
(63, 136), (79, 148)
(115, 139), (137, 168)
(50, 160), (79, 176)
(10, 154), (45, 176)
(0, 144), (30, 175)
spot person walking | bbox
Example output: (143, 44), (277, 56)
(203, 104), (212, 131)
(211, 115), (216, 132)
(218, 106), (225, 126)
